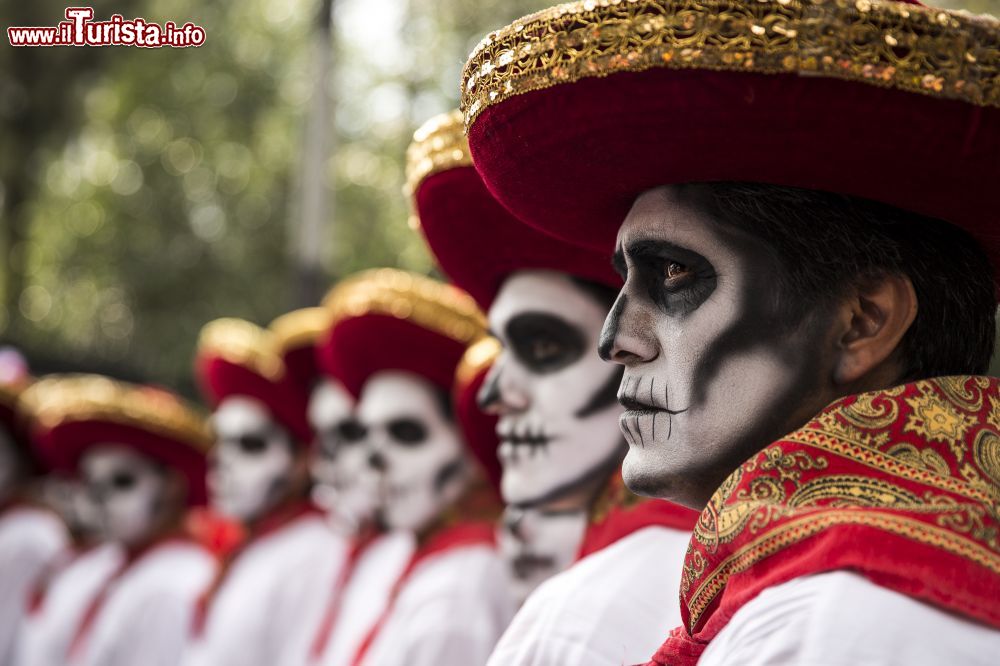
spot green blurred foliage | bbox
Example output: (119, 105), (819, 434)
(1, 0), (998, 393)
(0, 0), (542, 394)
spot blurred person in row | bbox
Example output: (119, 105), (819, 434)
(298, 303), (415, 666)
(186, 317), (345, 666)
(0, 355), (69, 665)
(408, 112), (697, 664)
(311, 269), (514, 665)
(21, 374), (216, 666)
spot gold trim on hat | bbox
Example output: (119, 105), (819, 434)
(455, 336), (501, 391)
(197, 318), (285, 382)
(19, 374), (211, 452)
(461, 0), (1000, 128)
(405, 109), (472, 199)
(323, 269), (487, 346)
(268, 307), (332, 355)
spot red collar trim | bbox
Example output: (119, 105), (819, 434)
(578, 467), (697, 559)
(648, 376), (1000, 666)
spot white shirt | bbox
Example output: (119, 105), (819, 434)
(487, 525), (691, 666)
(16, 542), (124, 666)
(317, 530), (415, 666)
(186, 512), (346, 666)
(72, 539), (215, 666)
(360, 543), (514, 666)
(698, 570), (1000, 666)
(0, 505), (69, 665)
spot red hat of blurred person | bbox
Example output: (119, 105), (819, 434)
(406, 109), (621, 312)
(195, 318), (313, 445)
(20, 374), (211, 506)
(269, 307), (332, 394)
(317, 269), (487, 397)
(318, 269), (501, 494)
(453, 337), (502, 492)
(460, 0), (1000, 285)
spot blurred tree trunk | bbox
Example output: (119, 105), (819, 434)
(292, 0), (336, 307)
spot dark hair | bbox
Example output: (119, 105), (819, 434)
(681, 182), (996, 380)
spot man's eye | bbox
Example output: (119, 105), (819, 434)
(663, 261), (693, 289)
(337, 420), (367, 444)
(238, 435), (268, 454)
(387, 419), (427, 445)
(529, 338), (562, 363)
(110, 472), (136, 491)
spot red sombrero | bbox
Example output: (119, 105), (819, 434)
(453, 336), (503, 492)
(195, 318), (312, 445)
(407, 110), (621, 311)
(317, 269), (487, 397)
(269, 307), (332, 394)
(461, 0), (1000, 274)
(19, 375), (211, 505)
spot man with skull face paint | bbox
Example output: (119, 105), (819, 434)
(317, 268), (514, 666)
(20, 374), (216, 666)
(187, 318), (346, 666)
(460, 0), (1000, 663)
(0, 373), (70, 665)
(408, 111), (698, 665)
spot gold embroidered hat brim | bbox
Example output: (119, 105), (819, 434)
(458, 0), (1000, 277)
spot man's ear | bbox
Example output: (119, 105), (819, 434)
(832, 273), (918, 386)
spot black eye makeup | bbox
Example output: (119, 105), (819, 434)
(386, 418), (428, 445)
(505, 312), (586, 374)
(336, 419), (367, 444)
(625, 240), (716, 316)
(110, 471), (137, 491)
(238, 434), (268, 455)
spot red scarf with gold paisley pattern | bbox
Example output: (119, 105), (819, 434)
(648, 376), (1000, 665)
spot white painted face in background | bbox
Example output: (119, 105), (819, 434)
(81, 446), (166, 546)
(209, 396), (296, 523)
(601, 186), (832, 507)
(41, 476), (103, 540)
(357, 371), (468, 532)
(0, 427), (19, 502)
(498, 504), (588, 605)
(480, 271), (625, 507)
(308, 379), (378, 534)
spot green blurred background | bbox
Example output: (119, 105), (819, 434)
(1, 0), (998, 397)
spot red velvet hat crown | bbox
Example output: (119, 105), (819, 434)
(407, 110), (621, 311)
(317, 269), (487, 398)
(268, 307), (332, 394)
(195, 318), (313, 445)
(461, 0), (1000, 279)
(19, 374), (211, 506)
(453, 336), (503, 492)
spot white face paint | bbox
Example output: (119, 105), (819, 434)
(209, 396), (296, 523)
(41, 476), (103, 540)
(357, 371), (468, 532)
(482, 271), (624, 507)
(81, 446), (166, 546)
(0, 427), (19, 502)
(603, 186), (831, 507)
(308, 379), (378, 533)
(498, 504), (588, 605)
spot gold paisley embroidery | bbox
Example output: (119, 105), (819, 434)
(787, 474), (921, 508)
(973, 430), (1000, 491)
(935, 375), (990, 414)
(887, 442), (952, 477)
(904, 388), (977, 458)
(461, 0), (1000, 128)
(841, 391), (901, 431)
(686, 509), (1000, 631)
